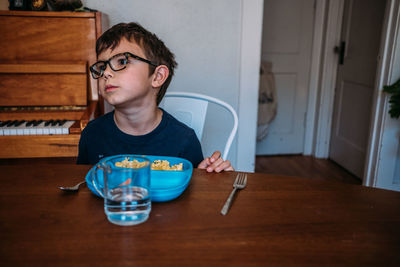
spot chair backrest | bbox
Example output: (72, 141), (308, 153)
(159, 91), (238, 160)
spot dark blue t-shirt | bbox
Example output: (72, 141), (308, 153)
(77, 109), (204, 166)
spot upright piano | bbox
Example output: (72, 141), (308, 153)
(0, 10), (103, 158)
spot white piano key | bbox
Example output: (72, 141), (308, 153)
(23, 129), (30, 135)
(28, 121), (39, 135)
(3, 122), (19, 135)
(30, 127), (37, 135)
(10, 121), (26, 135)
(40, 121), (51, 135)
(30, 121), (42, 135)
(48, 127), (56, 135)
(54, 126), (62, 134)
(61, 121), (75, 134)
(12, 121), (34, 135)
(16, 122), (28, 135)
(3, 128), (11, 135)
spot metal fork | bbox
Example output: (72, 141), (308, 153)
(221, 173), (247, 215)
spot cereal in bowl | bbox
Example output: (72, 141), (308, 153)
(115, 158), (183, 171)
(115, 158), (148, 168)
(151, 160), (183, 171)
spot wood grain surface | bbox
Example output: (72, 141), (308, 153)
(0, 164), (399, 266)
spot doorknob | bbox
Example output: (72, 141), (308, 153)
(334, 41), (346, 65)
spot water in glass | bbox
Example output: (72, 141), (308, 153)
(105, 186), (151, 226)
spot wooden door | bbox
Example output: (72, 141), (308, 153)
(329, 0), (386, 178)
(256, 0), (315, 155)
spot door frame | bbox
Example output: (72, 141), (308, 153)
(304, 0), (330, 155)
(312, 0), (345, 158)
(364, 0), (400, 187)
(312, 0), (400, 185)
(237, 0), (264, 172)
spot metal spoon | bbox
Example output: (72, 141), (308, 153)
(58, 181), (86, 192)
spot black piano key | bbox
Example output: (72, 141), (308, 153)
(14, 120), (26, 127)
(33, 120), (43, 126)
(0, 120), (11, 127)
(26, 120), (35, 127)
(6, 120), (18, 127)
(45, 120), (53, 126)
(51, 120), (58, 126)
(59, 120), (67, 126)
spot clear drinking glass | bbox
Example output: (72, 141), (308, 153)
(92, 155), (151, 226)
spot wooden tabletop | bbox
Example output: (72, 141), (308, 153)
(0, 163), (399, 266)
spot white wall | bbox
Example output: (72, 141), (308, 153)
(83, 0), (242, 165)
(0, 0), (263, 171)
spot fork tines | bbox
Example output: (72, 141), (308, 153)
(235, 173), (247, 186)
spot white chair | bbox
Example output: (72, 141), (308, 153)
(159, 91), (238, 160)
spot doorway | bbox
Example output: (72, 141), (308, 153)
(256, 0), (315, 155)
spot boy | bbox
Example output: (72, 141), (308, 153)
(77, 22), (233, 172)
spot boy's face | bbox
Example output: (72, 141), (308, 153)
(97, 38), (157, 109)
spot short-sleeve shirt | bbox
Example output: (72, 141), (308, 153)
(77, 109), (204, 166)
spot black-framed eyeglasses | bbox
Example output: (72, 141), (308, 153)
(89, 52), (158, 79)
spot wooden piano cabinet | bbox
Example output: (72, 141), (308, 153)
(0, 135), (80, 158)
(0, 10), (102, 159)
(0, 10), (102, 101)
(0, 61), (88, 107)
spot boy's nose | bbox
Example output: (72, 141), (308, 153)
(103, 64), (113, 79)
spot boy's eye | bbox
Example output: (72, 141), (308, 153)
(99, 64), (107, 71)
(91, 63), (106, 73)
(113, 57), (129, 67)
(118, 58), (128, 65)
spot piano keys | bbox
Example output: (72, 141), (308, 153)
(0, 120), (75, 135)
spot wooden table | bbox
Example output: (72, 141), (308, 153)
(1, 164), (399, 266)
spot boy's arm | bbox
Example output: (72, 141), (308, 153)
(198, 151), (234, 172)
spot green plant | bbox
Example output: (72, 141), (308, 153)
(383, 78), (400, 119)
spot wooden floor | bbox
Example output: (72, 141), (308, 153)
(255, 155), (362, 185)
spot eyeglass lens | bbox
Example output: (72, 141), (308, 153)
(109, 54), (129, 70)
(90, 53), (129, 79)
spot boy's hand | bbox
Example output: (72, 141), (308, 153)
(198, 151), (234, 172)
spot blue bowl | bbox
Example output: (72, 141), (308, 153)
(85, 155), (193, 202)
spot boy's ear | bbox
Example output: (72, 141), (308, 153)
(151, 65), (169, 88)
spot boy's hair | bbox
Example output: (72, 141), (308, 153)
(96, 22), (177, 105)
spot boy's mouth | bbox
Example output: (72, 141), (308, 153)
(105, 85), (118, 93)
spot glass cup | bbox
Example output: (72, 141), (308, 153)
(92, 155), (151, 226)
